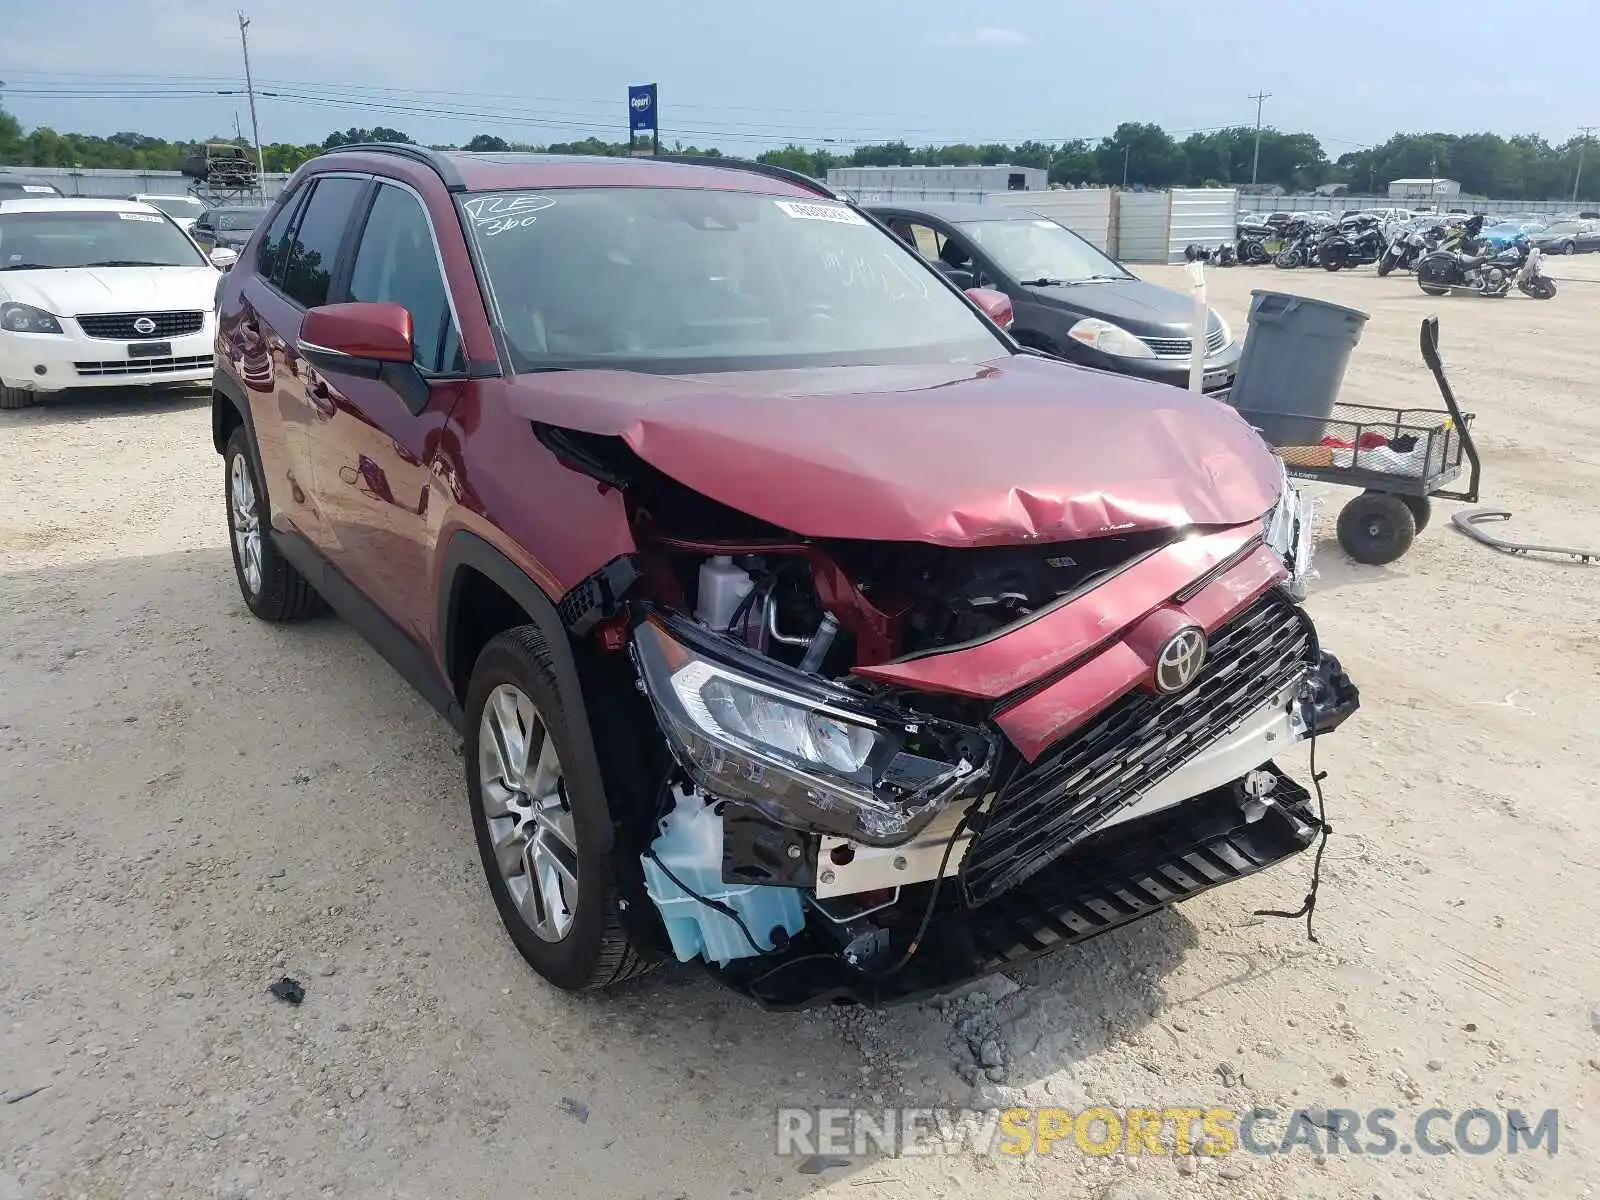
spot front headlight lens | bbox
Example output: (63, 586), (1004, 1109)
(634, 611), (992, 844)
(687, 664), (877, 776)
(1067, 317), (1155, 359)
(0, 303), (64, 335)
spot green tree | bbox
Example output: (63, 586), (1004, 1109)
(1047, 139), (1099, 185)
(466, 134), (510, 152)
(321, 127), (413, 149)
(1096, 122), (1186, 187)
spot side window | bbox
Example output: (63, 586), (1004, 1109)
(280, 176), (365, 309)
(254, 191), (299, 278)
(347, 184), (463, 374)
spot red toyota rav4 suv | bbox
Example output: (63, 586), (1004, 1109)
(212, 147), (1357, 1007)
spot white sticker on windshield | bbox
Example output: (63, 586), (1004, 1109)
(23, 185), (55, 194)
(774, 199), (865, 225)
(118, 211), (164, 222)
(461, 194), (556, 237)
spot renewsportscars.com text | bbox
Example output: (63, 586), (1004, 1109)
(776, 1105), (1560, 1159)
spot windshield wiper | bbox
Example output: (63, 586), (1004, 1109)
(1019, 274), (1125, 287)
(0, 262), (53, 271)
(83, 260), (174, 267)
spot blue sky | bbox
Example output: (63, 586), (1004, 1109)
(1, 0), (1590, 152)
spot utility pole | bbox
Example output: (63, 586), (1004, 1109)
(1122, 144), (1130, 188)
(237, 12), (267, 202)
(1575, 126), (1598, 203)
(1249, 90), (1272, 185)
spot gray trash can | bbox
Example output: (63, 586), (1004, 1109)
(1226, 291), (1369, 447)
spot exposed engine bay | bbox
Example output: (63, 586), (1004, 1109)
(545, 423), (1357, 1007)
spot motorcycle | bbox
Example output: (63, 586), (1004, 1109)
(1184, 242), (1238, 266)
(1273, 215), (1334, 268)
(1318, 213), (1387, 271)
(1416, 237), (1556, 299)
(1236, 221), (1277, 265)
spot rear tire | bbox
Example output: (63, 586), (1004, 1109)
(224, 425), (326, 622)
(1337, 492), (1417, 566)
(1399, 493), (1432, 534)
(465, 627), (655, 992)
(0, 385), (35, 410)
(1419, 283), (1449, 296)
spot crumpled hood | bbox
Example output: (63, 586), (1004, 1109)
(0, 266), (219, 317)
(501, 354), (1282, 546)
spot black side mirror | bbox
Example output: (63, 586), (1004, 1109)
(939, 265), (976, 289)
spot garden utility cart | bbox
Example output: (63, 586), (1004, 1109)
(1231, 316), (1481, 565)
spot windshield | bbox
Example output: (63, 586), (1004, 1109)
(954, 217), (1131, 284)
(217, 208), (266, 231)
(460, 187), (1003, 373)
(141, 196), (206, 219)
(0, 210), (207, 270)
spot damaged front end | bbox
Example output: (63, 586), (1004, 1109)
(606, 475), (1355, 1009)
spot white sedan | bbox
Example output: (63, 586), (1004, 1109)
(126, 193), (208, 233)
(0, 198), (236, 410)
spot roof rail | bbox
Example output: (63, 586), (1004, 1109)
(654, 155), (841, 200)
(320, 142), (468, 191)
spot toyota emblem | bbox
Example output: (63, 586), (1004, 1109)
(1154, 626), (1207, 694)
(132, 316), (157, 336)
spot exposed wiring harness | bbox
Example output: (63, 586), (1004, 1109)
(1253, 709), (1331, 942)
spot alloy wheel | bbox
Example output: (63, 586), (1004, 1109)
(229, 452), (263, 596)
(478, 683), (579, 942)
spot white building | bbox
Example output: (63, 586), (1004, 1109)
(826, 164), (1047, 196)
(1388, 177), (1461, 201)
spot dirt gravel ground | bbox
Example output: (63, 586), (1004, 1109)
(3, 255), (1598, 1200)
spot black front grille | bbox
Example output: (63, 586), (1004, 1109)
(1138, 326), (1228, 358)
(77, 311), (205, 340)
(963, 588), (1314, 904)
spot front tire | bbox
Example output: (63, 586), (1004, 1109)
(1377, 254), (1395, 277)
(1337, 492), (1417, 565)
(0, 385), (35, 410)
(465, 627), (653, 992)
(1562, 240), (1577, 256)
(224, 425), (325, 621)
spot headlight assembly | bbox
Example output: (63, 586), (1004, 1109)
(1066, 317), (1155, 359)
(0, 303), (64, 335)
(1262, 462), (1317, 601)
(632, 609), (993, 845)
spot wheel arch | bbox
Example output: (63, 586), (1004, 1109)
(439, 531), (618, 854)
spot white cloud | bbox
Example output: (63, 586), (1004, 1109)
(930, 26), (1030, 47)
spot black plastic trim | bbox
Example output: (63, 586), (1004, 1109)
(724, 767), (1318, 1009)
(272, 529), (462, 729)
(438, 531), (615, 854)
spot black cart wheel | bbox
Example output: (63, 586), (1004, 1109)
(1337, 492), (1417, 565)
(1399, 493), (1432, 533)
